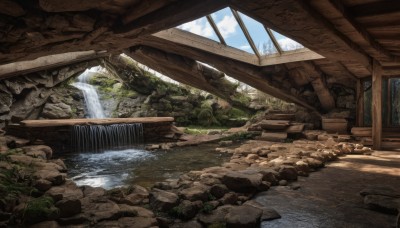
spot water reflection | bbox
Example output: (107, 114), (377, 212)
(62, 144), (230, 189)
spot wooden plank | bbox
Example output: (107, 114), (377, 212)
(356, 79), (364, 126)
(351, 127), (372, 137)
(259, 132), (287, 142)
(372, 59), (382, 149)
(265, 113), (295, 120)
(122, 0), (174, 24)
(259, 120), (290, 130)
(286, 124), (305, 133)
(20, 117), (175, 128)
(0, 51), (105, 79)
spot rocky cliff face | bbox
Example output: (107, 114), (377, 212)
(0, 61), (98, 128)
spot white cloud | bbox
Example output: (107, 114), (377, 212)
(239, 44), (251, 50)
(216, 15), (237, 38)
(178, 18), (214, 38)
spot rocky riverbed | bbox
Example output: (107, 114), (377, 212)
(2, 130), (398, 228)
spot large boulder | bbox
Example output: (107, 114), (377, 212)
(41, 102), (73, 119)
(179, 185), (209, 202)
(149, 188), (179, 212)
(225, 205), (263, 228)
(221, 171), (263, 193)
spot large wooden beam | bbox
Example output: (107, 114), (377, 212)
(154, 29), (324, 67)
(356, 79), (364, 127)
(0, 51), (106, 79)
(122, 0), (175, 24)
(320, 0), (398, 63)
(21, 117), (174, 128)
(372, 60), (382, 150)
(230, 0), (372, 72)
(301, 62), (336, 111)
(136, 36), (320, 112)
(115, 0), (228, 37)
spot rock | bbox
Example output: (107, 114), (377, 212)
(34, 179), (52, 192)
(179, 185), (209, 202)
(82, 186), (106, 198)
(220, 192), (238, 205)
(175, 200), (203, 220)
(150, 188), (179, 212)
(225, 205), (262, 228)
(119, 205), (154, 218)
(29, 220), (60, 228)
(278, 166), (298, 181)
(41, 102), (72, 119)
(55, 198), (81, 218)
(219, 140), (233, 146)
(303, 158), (324, 169)
(46, 181), (83, 202)
(364, 195), (400, 214)
(210, 184), (229, 199)
(279, 180), (288, 186)
(291, 183), (301, 190)
(22, 145), (53, 159)
(170, 220), (203, 228)
(243, 200), (281, 221)
(197, 205), (233, 226)
(360, 186), (400, 198)
(117, 217), (158, 228)
(80, 197), (122, 222)
(221, 171), (262, 193)
(34, 169), (66, 186)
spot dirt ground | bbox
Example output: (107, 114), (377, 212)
(255, 151), (400, 228)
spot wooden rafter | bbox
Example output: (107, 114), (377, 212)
(114, 0), (228, 37)
(265, 27), (283, 55)
(325, 0), (399, 63)
(372, 59), (382, 150)
(231, 9), (261, 58)
(206, 15), (226, 45)
(350, 0), (400, 18)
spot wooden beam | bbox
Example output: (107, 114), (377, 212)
(154, 29), (259, 65)
(122, 0), (175, 24)
(206, 15), (226, 45)
(115, 0), (228, 37)
(382, 66), (400, 76)
(325, 0), (399, 63)
(350, 0), (400, 18)
(231, 9), (261, 58)
(301, 62), (336, 111)
(0, 51), (106, 79)
(154, 28), (324, 67)
(356, 79), (364, 127)
(372, 59), (382, 150)
(136, 36), (321, 112)
(21, 117), (174, 128)
(265, 27), (283, 55)
(0, 0), (25, 17)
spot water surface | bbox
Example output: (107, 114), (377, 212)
(62, 143), (230, 189)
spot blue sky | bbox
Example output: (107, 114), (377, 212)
(177, 7), (304, 55)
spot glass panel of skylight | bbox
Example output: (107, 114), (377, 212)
(177, 17), (220, 42)
(238, 12), (278, 55)
(271, 30), (304, 51)
(211, 7), (254, 54)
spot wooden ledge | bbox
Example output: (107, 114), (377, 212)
(20, 117), (175, 128)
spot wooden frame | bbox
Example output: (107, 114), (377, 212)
(372, 59), (382, 149)
(154, 28), (324, 67)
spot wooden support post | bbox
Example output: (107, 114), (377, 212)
(356, 79), (364, 127)
(372, 60), (382, 150)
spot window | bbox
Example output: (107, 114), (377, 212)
(271, 30), (304, 51)
(211, 7), (254, 54)
(177, 17), (220, 42)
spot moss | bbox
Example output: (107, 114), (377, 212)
(23, 196), (59, 224)
(201, 202), (215, 214)
(208, 223), (226, 228)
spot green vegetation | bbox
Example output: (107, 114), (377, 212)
(23, 196), (59, 224)
(201, 202), (216, 214)
(183, 126), (228, 135)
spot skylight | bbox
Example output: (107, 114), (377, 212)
(211, 7), (254, 54)
(237, 12), (278, 55)
(172, 7), (313, 64)
(177, 17), (220, 42)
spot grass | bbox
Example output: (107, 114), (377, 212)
(183, 126), (229, 135)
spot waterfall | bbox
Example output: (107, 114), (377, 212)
(71, 123), (144, 153)
(72, 69), (106, 119)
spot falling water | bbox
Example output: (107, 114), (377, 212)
(71, 123), (144, 153)
(72, 69), (106, 118)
